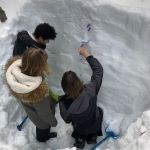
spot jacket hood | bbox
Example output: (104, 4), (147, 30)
(5, 57), (49, 103)
(68, 89), (90, 114)
(60, 83), (96, 115)
(18, 31), (33, 42)
(17, 31), (46, 50)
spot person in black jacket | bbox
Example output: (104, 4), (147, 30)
(59, 47), (103, 149)
(13, 23), (57, 56)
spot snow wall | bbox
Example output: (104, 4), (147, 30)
(1, 0), (150, 149)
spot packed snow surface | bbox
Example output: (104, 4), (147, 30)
(1, 0), (150, 149)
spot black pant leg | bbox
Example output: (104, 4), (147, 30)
(97, 107), (103, 136)
(36, 127), (50, 142)
(71, 128), (86, 139)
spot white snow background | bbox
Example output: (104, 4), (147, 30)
(1, 0), (150, 149)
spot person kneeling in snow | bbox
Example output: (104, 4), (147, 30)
(59, 47), (103, 149)
(5, 48), (57, 142)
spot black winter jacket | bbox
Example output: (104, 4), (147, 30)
(59, 56), (103, 136)
(13, 31), (46, 56)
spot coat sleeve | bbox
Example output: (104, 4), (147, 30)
(33, 96), (57, 127)
(13, 31), (33, 56)
(17, 31), (33, 47)
(86, 55), (103, 95)
(59, 101), (72, 123)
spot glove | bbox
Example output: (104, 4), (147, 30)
(49, 87), (59, 102)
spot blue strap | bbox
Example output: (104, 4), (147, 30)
(90, 134), (110, 150)
(90, 127), (119, 150)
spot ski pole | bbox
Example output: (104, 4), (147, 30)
(17, 115), (28, 131)
(90, 128), (119, 150)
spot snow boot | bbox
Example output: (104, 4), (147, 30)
(74, 138), (85, 149)
(49, 132), (57, 138)
(86, 134), (97, 144)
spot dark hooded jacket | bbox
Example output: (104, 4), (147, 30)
(59, 56), (103, 135)
(13, 30), (46, 56)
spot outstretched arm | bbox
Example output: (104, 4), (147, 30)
(78, 47), (103, 95)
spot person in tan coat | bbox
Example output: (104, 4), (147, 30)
(5, 48), (57, 142)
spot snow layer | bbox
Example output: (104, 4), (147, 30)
(1, 0), (150, 149)
(102, 110), (150, 150)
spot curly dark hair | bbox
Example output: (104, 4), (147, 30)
(33, 23), (57, 40)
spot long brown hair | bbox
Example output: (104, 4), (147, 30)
(61, 71), (83, 99)
(21, 48), (48, 76)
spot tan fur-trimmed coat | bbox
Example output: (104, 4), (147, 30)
(5, 57), (57, 129)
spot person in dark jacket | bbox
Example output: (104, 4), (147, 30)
(13, 23), (57, 56)
(59, 47), (103, 149)
(5, 48), (57, 142)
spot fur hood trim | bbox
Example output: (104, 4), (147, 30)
(6, 59), (42, 94)
(5, 57), (49, 103)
